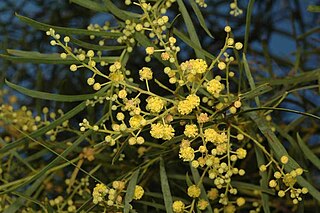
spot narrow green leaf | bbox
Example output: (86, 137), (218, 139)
(6, 79), (110, 102)
(297, 133), (320, 170)
(243, 53), (260, 106)
(254, 145), (271, 213)
(258, 68), (320, 86)
(173, 29), (214, 60)
(2, 49), (118, 64)
(243, 0), (255, 53)
(70, 0), (108, 12)
(185, 172), (193, 186)
(160, 157), (173, 213)
(124, 169), (140, 213)
(240, 83), (272, 101)
(231, 181), (274, 195)
(16, 13), (122, 37)
(135, 201), (166, 210)
(190, 164), (213, 213)
(189, 0), (213, 38)
(103, 0), (141, 21)
(71, 37), (126, 51)
(177, 0), (205, 59)
(307, 5), (320, 13)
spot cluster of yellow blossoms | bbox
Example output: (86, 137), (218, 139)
(41, 0), (311, 212)
(177, 94), (200, 115)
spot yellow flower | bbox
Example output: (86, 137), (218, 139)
(236, 148), (247, 159)
(197, 199), (209, 210)
(186, 94), (200, 106)
(177, 100), (193, 115)
(206, 79), (223, 95)
(139, 67), (153, 80)
(172, 200), (185, 213)
(197, 113), (209, 123)
(236, 197), (246, 206)
(187, 185), (201, 198)
(179, 147), (195, 161)
(177, 94), (200, 115)
(204, 128), (219, 143)
(224, 204), (236, 213)
(92, 183), (108, 204)
(180, 59), (207, 74)
(150, 123), (175, 140)
(146, 96), (166, 113)
(133, 185), (144, 200)
(129, 115), (145, 129)
(145, 47), (154, 55)
(283, 173), (297, 187)
(184, 124), (198, 137)
(207, 188), (219, 200)
(109, 72), (124, 82)
(204, 129), (227, 144)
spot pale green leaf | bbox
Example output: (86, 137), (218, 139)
(160, 157), (173, 213)
(6, 79), (110, 102)
(124, 169), (140, 213)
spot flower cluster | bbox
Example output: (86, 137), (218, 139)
(37, 1), (312, 212)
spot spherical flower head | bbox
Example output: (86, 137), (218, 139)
(224, 204), (236, 213)
(172, 200), (185, 213)
(129, 115), (145, 129)
(118, 89), (127, 99)
(180, 139), (191, 148)
(179, 147), (195, 161)
(146, 96), (166, 113)
(92, 183), (108, 204)
(236, 197), (246, 206)
(206, 79), (223, 95)
(283, 173), (297, 187)
(177, 94), (200, 115)
(146, 46), (154, 55)
(280, 155), (289, 164)
(150, 123), (175, 140)
(204, 128), (219, 143)
(180, 59), (208, 74)
(177, 100), (193, 115)
(216, 132), (227, 144)
(236, 148), (247, 159)
(139, 67), (153, 81)
(224, 26), (231, 33)
(133, 185), (144, 200)
(235, 42), (243, 50)
(162, 124), (175, 140)
(269, 179), (277, 188)
(197, 199), (209, 210)
(112, 181), (125, 190)
(186, 94), (200, 106)
(207, 188), (219, 200)
(161, 52), (170, 61)
(215, 143), (228, 155)
(218, 61), (226, 70)
(187, 185), (201, 198)
(109, 72), (124, 82)
(197, 113), (209, 123)
(184, 124), (198, 137)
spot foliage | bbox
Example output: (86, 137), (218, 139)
(1, 0), (320, 212)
